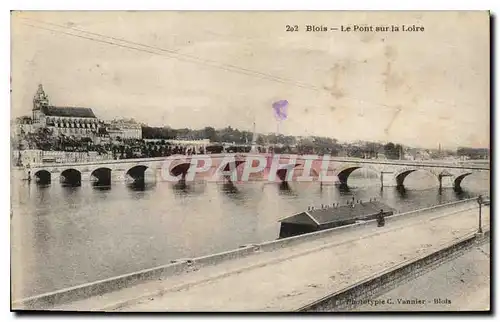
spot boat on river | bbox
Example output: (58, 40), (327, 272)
(278, 199), (395, 238)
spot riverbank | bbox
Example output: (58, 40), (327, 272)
(13, 199), (489, 311)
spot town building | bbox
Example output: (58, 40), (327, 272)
(415, 150), (431, 160)
(107, 119), (142, 140)
(32, 84), (100, 138)
(12, 116), (35, 137)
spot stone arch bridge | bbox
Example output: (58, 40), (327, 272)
(21, 154), (489, 190)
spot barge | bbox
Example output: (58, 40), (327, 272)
(278, 199), (395, 238)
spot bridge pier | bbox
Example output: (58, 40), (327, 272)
(380, 171), (396, 188)
(50, 172), (60, 183)
(438, 174), (454, 190)
(80, 172), (93, 182)
(111, 169), (127, 182)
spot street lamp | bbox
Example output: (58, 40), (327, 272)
(477, 195), (483, 234)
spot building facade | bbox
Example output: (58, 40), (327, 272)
(32, 84), (100, 138)
(107, 120), (142, 140)
(12, 116), (35, 137)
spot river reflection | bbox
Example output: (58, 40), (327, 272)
(11, 170), (489, 299)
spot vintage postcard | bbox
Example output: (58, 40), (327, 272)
(10, 11), (490, 312)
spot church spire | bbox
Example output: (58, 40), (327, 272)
(33, 84), (49, 110)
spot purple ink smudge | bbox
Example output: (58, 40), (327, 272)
(272, 100), (288, 121)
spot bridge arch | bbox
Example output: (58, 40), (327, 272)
(126, 165), (152, 183)
(170, 162), (192, 179)
(276, 163), (300, 182)
(34, 170), (51, 184)
(91, 167), (112, 186)
(394, 168), (438, 188)
(219, 159), (247, 182)
(335, 165), (380, 186)
(60, 168), (82, 186)
(454, 172), (472, 190)
(221, 159), (246, 172)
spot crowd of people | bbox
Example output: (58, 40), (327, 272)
(88, 140), (256, 160)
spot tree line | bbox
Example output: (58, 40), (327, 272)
(457, 147), (489, 159)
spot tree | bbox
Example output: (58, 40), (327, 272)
(457, 147), (489, 160)
(29, 127), (57, 150)
(203, 126), (218, 142)
(384, 142), (402, 159)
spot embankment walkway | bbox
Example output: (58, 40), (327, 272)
(354, 240), (490, 311)
(14, 199), (490, 311)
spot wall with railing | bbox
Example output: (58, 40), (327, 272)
(12, 149), (114, 166)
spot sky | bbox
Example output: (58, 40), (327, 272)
(10, 11), (490, 149)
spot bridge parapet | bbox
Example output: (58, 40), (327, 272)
(24, 154), (490, 170)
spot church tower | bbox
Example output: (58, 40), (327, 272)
(32, 84), (49, 122)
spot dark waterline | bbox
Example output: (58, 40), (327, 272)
(11, 170), (489, 299)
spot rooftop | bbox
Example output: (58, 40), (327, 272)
(280, 200), (395, 227)
(42, 106), (97, 119)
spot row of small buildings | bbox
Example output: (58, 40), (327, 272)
(14, 84), (142, 142)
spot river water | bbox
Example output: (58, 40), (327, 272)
(11, 169), (489, 299)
